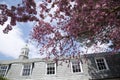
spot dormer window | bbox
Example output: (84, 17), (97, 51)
(95, 58), (109, 71)
(0, 65), (9, 76)
(71, 61), (82, 73)
(47, 63), (56, 75)
(22, 63), (32, 76)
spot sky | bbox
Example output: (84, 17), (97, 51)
(0, 0), (112, 60)
(0, 0), (42, 60)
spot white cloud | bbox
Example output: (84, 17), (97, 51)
(28, 43), (46, 58)
(87, 42), (111, 53)
(0, 21), (26, 58)
(0, 20), (43, 59)
(0, 0), (44, 59)
(80, 42), (112, 54)
(0, 0), (26, 59)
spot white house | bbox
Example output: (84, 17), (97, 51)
(0, 45), (120, 80)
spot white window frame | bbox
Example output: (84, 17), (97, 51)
(71, 60), (83, 73)
(46, 63), (56, 75)
(95, 57), (109, 71)
(0, 65), (9, 77)
(21, 63), (32, 76)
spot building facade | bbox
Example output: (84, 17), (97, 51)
(0, 45), (120, 80)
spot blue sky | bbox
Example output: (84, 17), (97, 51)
(0, 0), (112, 60)
(0, 0), (41, 60)
(0, 0), (61, 60)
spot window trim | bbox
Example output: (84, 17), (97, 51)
(71, 60), (83, 73)
(21, 63), (32, 76)
(0, 64), (9, 77)
(95, 57), (109, 71)
(46, 62), (56, 75)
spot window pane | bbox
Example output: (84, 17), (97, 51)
(72, 61), (81, 73)
(0, 65), (8, 77)
(96, 58), (107, 70)
(22, 64), (32, 76)
(47, 63), (55, 75)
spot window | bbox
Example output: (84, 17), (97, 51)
(95, 58), (108, 71)
(72, 61), (82, 73)
(47, 63), (55, 75)
(0, 65), (8, 76)
(22, 63), (32, 76)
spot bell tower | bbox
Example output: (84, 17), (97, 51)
(19, 44), (29, 59)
